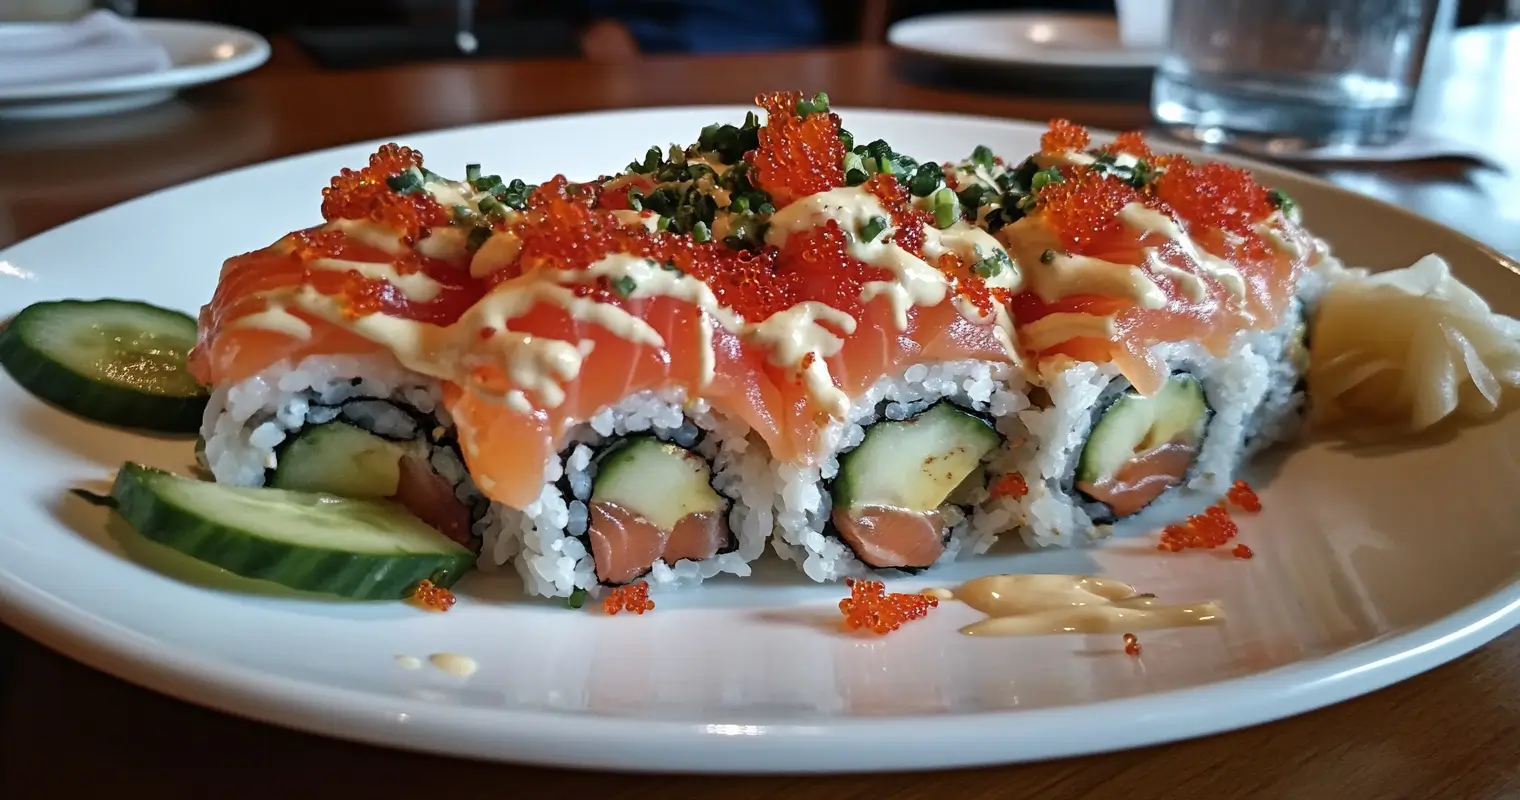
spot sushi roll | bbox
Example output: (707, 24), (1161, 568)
(720, 95), (1034, 582)
(952, 121), (1326, 546)
(190, 144), (503, 548)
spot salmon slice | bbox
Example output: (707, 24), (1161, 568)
(586, 502), (729, 585)
(394, 453), (474, 546)
(830, 506), (947, 569)
(1074, 440), (1200, 518)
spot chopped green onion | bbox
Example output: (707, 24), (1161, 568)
(862, 156), (880, 175)
(1267, 188), (1296, 215)
(838, 127), (855, 151)
(971, 251), (1011, 279)
(859, 216), (888, 242)
(500, 178), (531, 210)
(466, 226), (493, 252)
(386, 169), (423, 194)
(477, 195), (506, 216)
(843, 151), (865, 176)
(661, 260), (684, 274)
(795, 91), (830, 118)
(909, 163), (941, 197)
(1040, 249), (1058, 264)
(565, 588), (588, 610)
(845, 168), (870, 187)
(471, 173), (503, 194)
(1030, 166), (1064, 192)
(611, 275), (638, 299)
(627, 188), (644, 212)
(464, 164), (482, 183)
(970, 145), (995, 172)
(932, 187), (960, 229)
(956, 184), (992, 214)
(451, 204), (472, 222)
(729, 195), (750, 214)
(757, 201), (775, 215)
(692, 221), (712, 243)
(656, 215), (671, 232)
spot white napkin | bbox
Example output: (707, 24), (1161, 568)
(0, 10), (171, 89)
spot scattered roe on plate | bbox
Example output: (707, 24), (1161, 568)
(1123, 632), (1142, 657)
(321, 144), (449, 244)
(410, 579), (457, 612)
(604, 582), (655, 616)
(748, 90), (845, 208)
(1158, 482), (1262, 556)
(1225, 480), (1262, 512)
(839, 578), (937, 635)
(989, 472), (1028, 500)
(1040, 118), (1091, 154)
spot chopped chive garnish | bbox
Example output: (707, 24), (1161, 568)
(971, 251), (1011, 279)
(471, 173), (503, 194)
(795, 91), (830, 118)
(1268, 188), (1296, 215)
(477, 195), (505, 217)
(386, 169), (423, 194)
(909, 163), (941, 197)
(1040, 249), (1058, 264)
(970, 145), (996, 171)
(656, 215), (671, 232)
(627, 187), (644, 212)
(565, 588), (588, 609)
(661, 260), (683, 273)
(842, 150), (864, 176)
(729, 195), (750, 214)
(838, 127), (854, 151)
(692, 221), (712, 243)
(451, 204), (472, 221)
(611, 275), (638, 298)
(466, 226), (493, 252)
(862, 156), (880, 176)
(1030, 166), (1064, 192)
(845, 168), (870, 187)
(464, 163), (482, 183)
(500, 178), (530, 210)
(932, 187), (960, 229)
(859, 216), (888, 242)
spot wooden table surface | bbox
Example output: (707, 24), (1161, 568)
(3, 28), (1519, 799)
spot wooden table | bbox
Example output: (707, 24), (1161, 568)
(3, 29), (1519, 799)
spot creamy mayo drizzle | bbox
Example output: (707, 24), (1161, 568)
(422, 176), (479, 213)
(924, 574), (1223, 636)
(469, 280), (664, 349)
(416, 225), (467, 262)
(1256, 214), (1305, 258)
(228, 301), (313, 340)
(324, 218), (406, 255)
(394, 654), (422, 670)
(309, 257), (444, 303)
(611, 209), (662, 233)
(923, 222), (1023, 292)
(428, 652), (478, 676)
(998, 218), (1166, 308)
(469, 228), (522, 278)
(1021, 312), (1117, 352)
(744, 301), (857, 417)
(1119, 204), (1248, 299)
(765, 187), (950, 314)
(862, 280), (914, 330)
(1142, 248), (1209, 303)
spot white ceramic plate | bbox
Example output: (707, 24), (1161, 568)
(0, 18), (269, 120)
(888, 12), (1162, 72)
(1, 107), (1517, 774)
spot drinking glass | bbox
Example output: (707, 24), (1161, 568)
(1151, 0), (1448, 154)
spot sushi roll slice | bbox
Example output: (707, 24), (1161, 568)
(953, 121), (1326, 547)
(190, 144), (502, 548)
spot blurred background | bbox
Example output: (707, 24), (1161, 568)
(11, 0), (1515, 66)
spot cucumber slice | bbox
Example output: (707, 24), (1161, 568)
(591, 436), (724, 529)
(270, 421), (407, 498)
(0, 299), (207, 433)
(1076, 373), (1209, 486)
(110, 463), (473, 600)
(833, 402), (1001, 512)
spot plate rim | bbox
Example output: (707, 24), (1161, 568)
(0, 18), (271, 101)
(2, 104), (1518, 772)
(887, 10), (1162, 71)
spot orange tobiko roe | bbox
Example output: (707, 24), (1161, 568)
(1104, 130), (1153, 159)
(1226, 480), (1263, 513)
(749, 91), (846, 208)
(411, 579), (457, 612)
(1123, 632), (1142, 656)
(839, 578), (938, 635)
(1040, 118), (1091, 154)
(604, 582), (655, 615)
(321, 144), (451, 244)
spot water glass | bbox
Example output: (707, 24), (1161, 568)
(1151, 0), (1447, 153)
